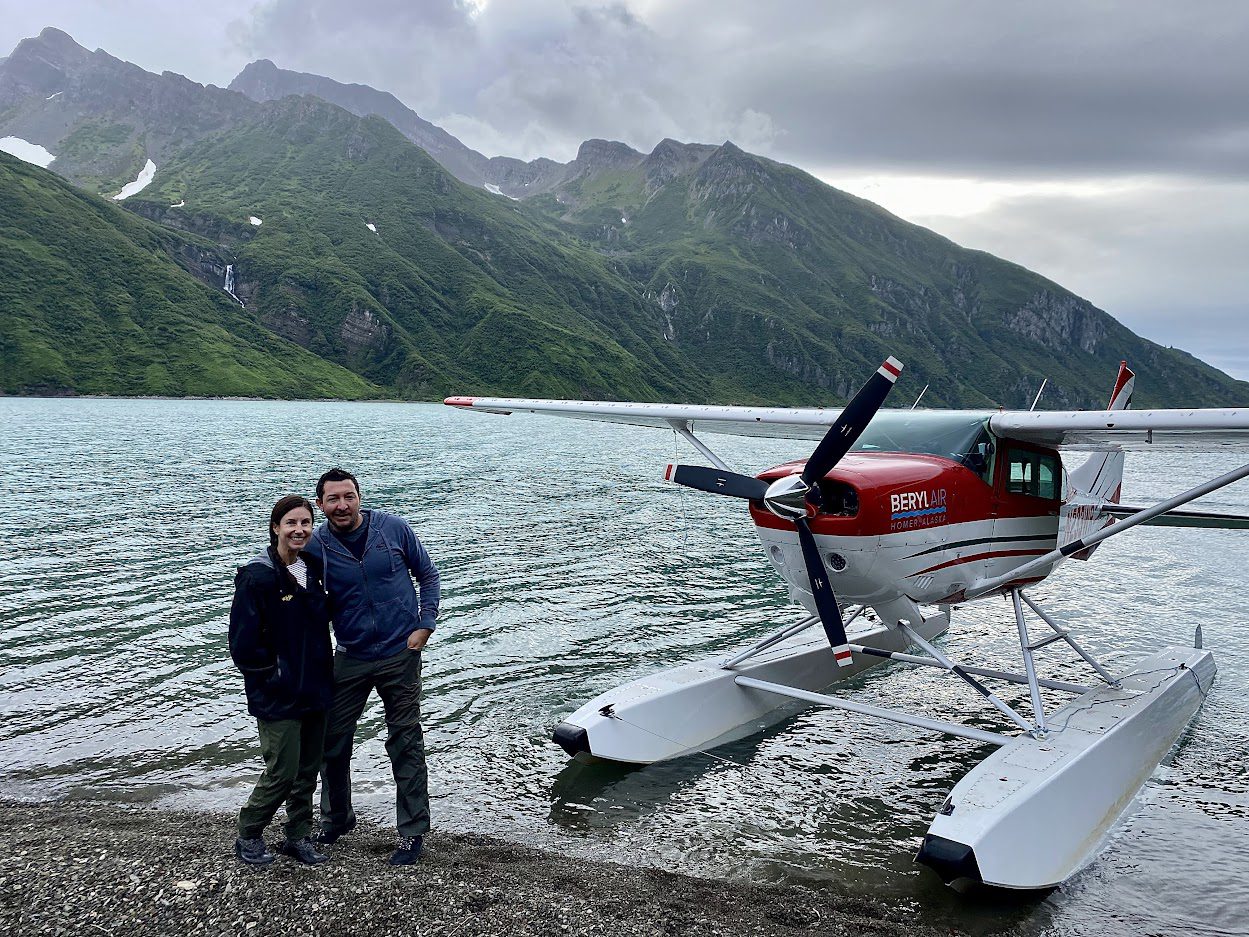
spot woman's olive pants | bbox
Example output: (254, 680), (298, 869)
(237, 712), (327, 841)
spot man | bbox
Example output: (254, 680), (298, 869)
(306, 467), (440, 865)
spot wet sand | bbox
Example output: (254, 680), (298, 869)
(0, 800), (954, 936)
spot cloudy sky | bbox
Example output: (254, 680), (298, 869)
(3, 1), (1247, 380)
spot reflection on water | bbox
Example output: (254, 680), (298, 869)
(2, 397), (1248, 936)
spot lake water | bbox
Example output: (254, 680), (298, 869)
(2, 397), (1247, 936)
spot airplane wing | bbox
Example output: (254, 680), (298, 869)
(989, 408), (1249, 451)
(446, 396), (1249, 451)
(443, 396), (850, 441)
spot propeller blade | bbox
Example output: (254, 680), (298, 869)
(802, 356), (903, 485)
(664, 464), (769, 500)
(794, 516), (853, 667)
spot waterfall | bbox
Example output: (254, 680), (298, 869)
(223, 264), (244, 307)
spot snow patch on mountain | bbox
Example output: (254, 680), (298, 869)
(113, 159), (156, 200)
(0, 136), (55, 168)
(484, 182), (519, 201)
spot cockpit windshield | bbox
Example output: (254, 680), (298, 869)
(851, 411), (993, 462)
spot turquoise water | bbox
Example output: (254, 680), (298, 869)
(1, 397), (1247, 935)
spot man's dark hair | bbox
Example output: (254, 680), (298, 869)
(317, 467), (360, 499)
(269, 495), (314, 547)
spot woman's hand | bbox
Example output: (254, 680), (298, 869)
(407, 628), (433, 652)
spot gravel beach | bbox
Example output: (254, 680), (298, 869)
(0, 800), (955, 937)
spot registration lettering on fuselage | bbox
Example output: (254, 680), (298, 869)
(889, 488), (948, 531)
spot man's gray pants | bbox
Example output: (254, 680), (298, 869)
(319, 648), (430, 838)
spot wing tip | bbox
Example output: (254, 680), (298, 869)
(444, 396), (477, 408)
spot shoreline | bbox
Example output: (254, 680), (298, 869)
(0, 799), (953, 936)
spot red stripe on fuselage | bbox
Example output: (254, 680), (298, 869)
(443, 396), (477, 408)
(912, 549), (1050, 577)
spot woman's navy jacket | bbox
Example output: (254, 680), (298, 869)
(229, 546), (334, 721)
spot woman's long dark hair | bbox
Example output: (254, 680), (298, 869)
(269, 495), (315, 547)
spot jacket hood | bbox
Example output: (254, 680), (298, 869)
(248, 549), (275, 569)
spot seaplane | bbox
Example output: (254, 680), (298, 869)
(445, 358), (1249, 890)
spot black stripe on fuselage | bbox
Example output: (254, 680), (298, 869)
(906, 535), (1057, 559)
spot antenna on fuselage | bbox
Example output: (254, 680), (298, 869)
(910, 384), (929, 410)
(1030, 378), (1048, 411)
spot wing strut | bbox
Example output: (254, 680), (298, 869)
(666, 419), (733, 472)
(966, 461), (1249, 599)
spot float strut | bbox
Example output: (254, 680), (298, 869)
(1020, 592), (1120, 687)
(898, 621), (1036, 735)
(1009, 589), (1048, 735)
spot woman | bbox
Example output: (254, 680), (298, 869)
(229, 494), (334, 866)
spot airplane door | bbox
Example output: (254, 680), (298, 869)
(990, 442), (1062, 583)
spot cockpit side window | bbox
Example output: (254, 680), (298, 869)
(1004, 446), (1060, 500)
(963, 429), (995, 483)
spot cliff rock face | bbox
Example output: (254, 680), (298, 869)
(1004, 290), (1106, 354)
(340, 302), (392, 357)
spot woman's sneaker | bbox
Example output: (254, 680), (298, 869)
(388, 835), (423, 866)
(278, 836), (330, 865)
(234, 836), (276, 866)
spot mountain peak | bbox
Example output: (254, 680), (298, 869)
(19, 27), (89, 62)
(2, 27), (91, 103)
(8, 27), (90, 66)
(642, 137), (718, 187)
(573, 138), (644, 169)
(235, 59), (279, 77)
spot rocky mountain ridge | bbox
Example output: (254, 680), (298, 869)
(1, 27), (1245, 408)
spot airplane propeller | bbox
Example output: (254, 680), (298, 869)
(666, 356), (904, 666)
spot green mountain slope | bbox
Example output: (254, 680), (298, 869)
(124, 97), (703, 400)
(0, 152), (379, 398)
(530, 140), (1246, 409)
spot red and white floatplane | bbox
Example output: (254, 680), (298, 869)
(446, 359), (1249, 890)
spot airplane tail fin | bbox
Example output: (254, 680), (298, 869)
(1060, 362), (1134, 558)
(1068, 361), (1134, 503)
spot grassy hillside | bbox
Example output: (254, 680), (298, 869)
(532, 143), (1248, 409)
(0, 152), (380, 398)
(126, 98), (705, 401)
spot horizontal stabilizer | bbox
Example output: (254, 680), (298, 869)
(1104, 504), (1249, 530)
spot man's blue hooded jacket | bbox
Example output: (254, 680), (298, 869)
(306, 510), (440, 661)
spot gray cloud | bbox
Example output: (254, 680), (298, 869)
(219, 0), (1249, 181)
(917, 179), (1249, 377)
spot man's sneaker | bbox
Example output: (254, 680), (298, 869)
(315, 813), (357, 846)
(278, 836), (330, 865)
(388, 835), (423, 866)
(234, 836), (276, 866)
